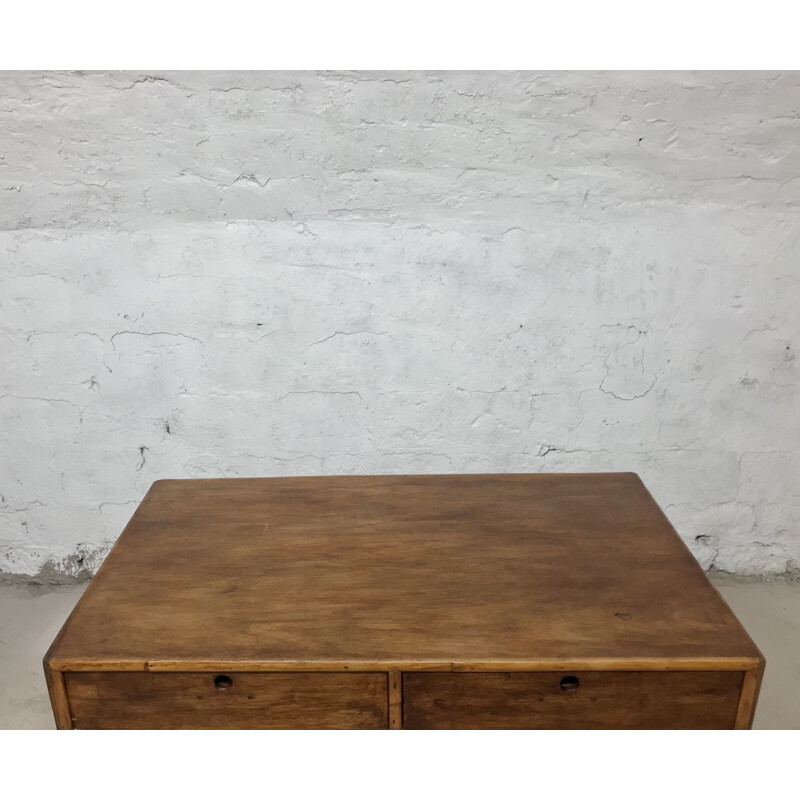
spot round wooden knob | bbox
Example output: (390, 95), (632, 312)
(560, 675), (580, 692)
(214, 674), (233, 690)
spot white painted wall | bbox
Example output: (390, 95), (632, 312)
(1, 71), (798, 579)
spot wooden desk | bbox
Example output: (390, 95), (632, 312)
(45, 473), (763, 729)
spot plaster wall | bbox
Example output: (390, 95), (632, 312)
(1, 71), (798, 577)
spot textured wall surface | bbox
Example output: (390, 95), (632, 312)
(1, 71), (798, 579)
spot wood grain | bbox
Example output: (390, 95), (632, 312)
(402, 671), (744, 729)
(388, 671), (402, 729)
(45, 474), (764, 729)
(735, 662), (766, 729)
(49, 656), (762, 673)
(65, 671), (388, 729)
(47, 474), (761, 671)
(43, 662), (73, 730)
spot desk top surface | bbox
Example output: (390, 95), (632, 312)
(47, 473), (761, 671)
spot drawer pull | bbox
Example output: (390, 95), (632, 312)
(214, 674), (233, 690)
(559, 675), (580, 692)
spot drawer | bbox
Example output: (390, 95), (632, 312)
(65, 671), (388, 729)
(402, 671), (744, 729)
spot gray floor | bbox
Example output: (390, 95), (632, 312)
(1, 577), (798, 729)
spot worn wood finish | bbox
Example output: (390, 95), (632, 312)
(65, 671), (388, 729)
(47, 474), (762, 668)
(45, 474), (764, 729)
(402, 671), (744, 729)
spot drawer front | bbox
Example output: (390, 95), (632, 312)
(65, 671), (388, 729)
(403, 671), (743, 729)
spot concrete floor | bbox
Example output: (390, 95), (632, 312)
(0, 578), (798, 729)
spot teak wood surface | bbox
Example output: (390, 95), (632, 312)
(45, 473), (764, 729)
(402, 670), (744, 729)
(65, 671), (388, 730)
